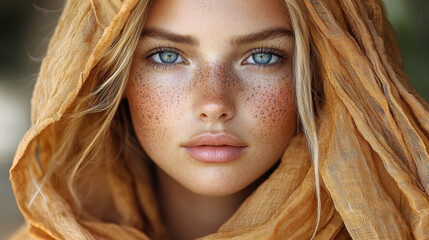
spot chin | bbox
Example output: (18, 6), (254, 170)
(188, 184), (247, 197)
(182, 168), (255, 197)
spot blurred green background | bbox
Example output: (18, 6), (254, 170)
(0, 0), (428, 238)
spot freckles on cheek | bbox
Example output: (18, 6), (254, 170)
(127, 67), (185, 145)
(245, 77), (296, 140)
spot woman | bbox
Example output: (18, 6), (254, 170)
(10, 0), (429, 239)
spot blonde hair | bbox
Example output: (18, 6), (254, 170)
(33, 0), (321, 238)
(284, 1), (322, 239)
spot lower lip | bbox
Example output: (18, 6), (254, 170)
(184, 146), (246, 163)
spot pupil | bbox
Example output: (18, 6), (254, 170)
(160, 52), (178, 63)
(252, 53), (272, 64)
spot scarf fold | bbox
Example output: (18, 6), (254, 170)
(10, 0), (429, 239)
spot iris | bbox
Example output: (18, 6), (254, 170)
(159, 51), (179, 63)
(252, 53), (272, 64)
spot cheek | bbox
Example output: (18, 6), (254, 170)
(244, 78), (296, 142)
(126, 67), (186, 147)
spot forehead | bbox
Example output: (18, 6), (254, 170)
(144, 0), (292, 37)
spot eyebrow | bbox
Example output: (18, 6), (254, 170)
(141, 28), (198, 45)
(141, 27), (293, 46)
(231, 27), (293, 45)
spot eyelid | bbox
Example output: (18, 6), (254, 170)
(145, 47), (188, 61)
(241, 48), (287, 65)
(145, 46), (177, 58)
(143, 46), (287, 70)
(144, 46), (189, 69)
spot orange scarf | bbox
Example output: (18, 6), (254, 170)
(10, 0), (429, 239)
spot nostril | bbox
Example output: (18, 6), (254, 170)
(199, 112), (230, 121)
(196, 102), (235, 122)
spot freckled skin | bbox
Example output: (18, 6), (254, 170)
(125, 0), (296, 197)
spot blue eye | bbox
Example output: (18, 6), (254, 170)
(152, 51), (184, 64)
(246, 53), (279, 64)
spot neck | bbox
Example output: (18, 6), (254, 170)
(155, 168), (265, 240)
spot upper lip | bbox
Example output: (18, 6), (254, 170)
(182, 132), (247, 147)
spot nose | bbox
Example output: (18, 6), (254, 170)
(193, 64), (236, 123)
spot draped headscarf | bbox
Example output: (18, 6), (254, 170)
(10, 0), (429, 239)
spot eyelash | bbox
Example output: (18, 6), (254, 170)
(245, 48), (288, 70)
(145, 46), (184, 70)
(144, 46), (288, 70)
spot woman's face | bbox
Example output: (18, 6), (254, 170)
(126, 0), (296, 196)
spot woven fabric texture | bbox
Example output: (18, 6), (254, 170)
(10, 0), (429, 239)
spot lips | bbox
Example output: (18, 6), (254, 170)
(182, 132), (247, 163)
